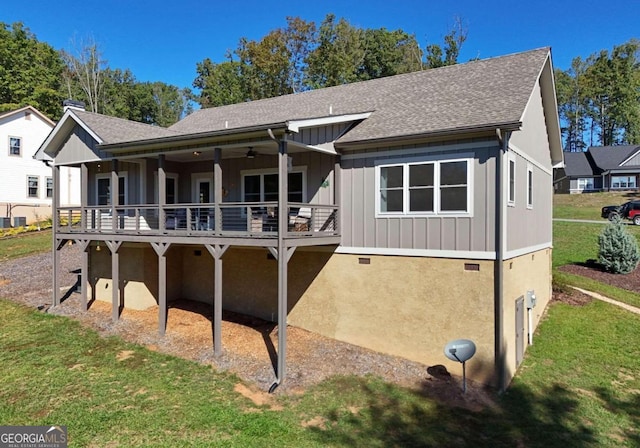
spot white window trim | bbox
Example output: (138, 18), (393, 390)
(611, 175), (636, 189)
(46, 176), (53, 199)
(526, 163), (533, 209)
(9, 136), (21, 157)
(191, 174), (213, 203)
(95, 172), (129, 205)
(374, 153), (473, 218)
(27, 175), (39, 198)
(154, 173), (179, 204)
(507, 153), (516, 207)
(240, 166), (308, 203)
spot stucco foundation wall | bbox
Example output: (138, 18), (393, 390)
(287, 253), (497, 384)
(86, 244), (506, 384)
(89, 245), (160, 310)
(501, 248), (552, 383)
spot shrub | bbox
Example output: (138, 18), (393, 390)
(598, 217), (640, 274)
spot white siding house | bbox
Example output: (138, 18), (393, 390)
(0, 106), (80, 225)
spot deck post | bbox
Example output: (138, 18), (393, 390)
(205, 244), (229, 357)
(111, 160), (119, 231)
(151, 242), (170, 335)
(214, 148), (222, 234)
(81, 163), (88, 230)
(52, 164), (60, 306)
(276, 136), (289, 385)
(106, 240), (122, 322)
(158, 155), (166, 232)
(80, 240), (90, 311)
(334, 155), (341, 235)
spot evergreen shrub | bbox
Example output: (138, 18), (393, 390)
(598, 217), (640, 274)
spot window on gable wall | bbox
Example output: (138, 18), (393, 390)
(527, 165), (533, 208)
(508, 155), (516, 206)
(377, 158), (471, 216)
(9, 137), (21, 156)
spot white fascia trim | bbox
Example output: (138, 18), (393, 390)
(287, 140), (338, 155)
(335, 246), (496, 260)
(54, 157), (102, 166)
(619, 148), (640, 166)
(503, 242), (552, 260)
(509, 142), (552, 176)
(341, 140), (497, 161)
(287, 112), (372, 133)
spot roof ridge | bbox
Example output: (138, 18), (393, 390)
(176, 47), (551, 126)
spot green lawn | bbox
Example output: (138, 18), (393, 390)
(0, 229), (52, 261)
(553, 191), (639, 220)
(0, 195), (639, 445)
(1, 296), (638, 447)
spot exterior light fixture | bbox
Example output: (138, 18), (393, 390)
(246, 147), (256, 159)
(193, 151), (201, 156)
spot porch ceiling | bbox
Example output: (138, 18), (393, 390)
(160, 141), (332, 162)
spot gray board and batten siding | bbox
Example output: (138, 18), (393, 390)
(340, 138), (498, 254)
(507, 79), (554, 254)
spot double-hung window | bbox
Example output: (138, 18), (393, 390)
(377, 157), (471, 216)
(9, 137), (21, 156)
(46, 177), (53, 198)
(27, 176), (39, 198)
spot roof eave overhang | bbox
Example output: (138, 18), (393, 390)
(334, 122), (522, 150)
(286, 112), (372, 133)
(100, 122), (289, 153)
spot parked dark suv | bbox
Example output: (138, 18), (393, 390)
(601, 200), (640, 225)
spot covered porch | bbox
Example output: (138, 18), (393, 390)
(52, 132), (342, 391)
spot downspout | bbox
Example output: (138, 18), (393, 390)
(495, 128), (510, 393)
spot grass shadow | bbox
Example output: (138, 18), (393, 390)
(307, 378), (596, 447)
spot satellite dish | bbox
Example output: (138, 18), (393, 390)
(444, 339), (476, 363)
(444, 339), (476, 393)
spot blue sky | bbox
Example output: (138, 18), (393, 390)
(3, 0), (639, 91)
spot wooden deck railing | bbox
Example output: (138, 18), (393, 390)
(56, 202), (339, 238)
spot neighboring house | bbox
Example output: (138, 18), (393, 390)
(38, 47), (562, 391)
(554, 145), (640, 193)
(0, 106), (80, 225)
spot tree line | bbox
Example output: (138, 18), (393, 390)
(555, 39), (640, 150)
(193, 14), (467, 107)
(0, 22), (191, 125)
(3, 15), (637, 147)
(0, 15), (466, 125)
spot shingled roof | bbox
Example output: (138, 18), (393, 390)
(169, 47), (552, 145)
(589, 145), (640, 171)
(72, 110), (179, 144)
(562, 151), (598, 177)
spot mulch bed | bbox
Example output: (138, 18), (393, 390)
(558, 259), (640, 293)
